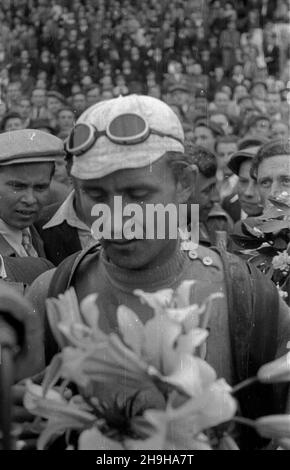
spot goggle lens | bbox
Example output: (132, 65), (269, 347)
(68, 123), (91, 149)
(108, 113), (147, 139)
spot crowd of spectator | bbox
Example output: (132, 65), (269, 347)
(0, 0), (288, 164)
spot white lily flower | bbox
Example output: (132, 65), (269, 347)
(78, 427), (123, 450)
(136, 379), (236, 449)
(134, 288), (174, 314)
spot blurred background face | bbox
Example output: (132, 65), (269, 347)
(47, 96), (62, 115)
(214, 92), (230, 113)
(251, 84), (267, 101)
(210, 114), (231, 135)
(270, 121), (289, 140)
(7, 83), (21, 103)
(238, 159), (262, 216)
(234, 85), (248, 101)
(4, 117), (24, 131)
(214, 67), (224, 80)
(193, 126), (215, 152)
(72, 93), (86, 113)
(58, 109), (75, 131)
(257, 155), (290, 207)
(266, 93), (281, 115)
(32, 89), (46, 107)
(19, 99), (31, 119)
(253, 118), (270, 137)
(86, 87), (101, 106)
(216, 141), (238, 170)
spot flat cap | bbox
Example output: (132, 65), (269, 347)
(194, 119), (224, 137)
(238, 134), (269, 150)
(168, 83), (190, 94)
(0, 129), (65, 165)
(46, 90), (66, 104)
(228, 146), (261, 175)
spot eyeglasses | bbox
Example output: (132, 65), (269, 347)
(65, 112), (183, 156)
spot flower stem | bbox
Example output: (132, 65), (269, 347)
(232, 416), (256, 428)
(231, 376), (258, 394)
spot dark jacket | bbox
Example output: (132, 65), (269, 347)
(36, 203), (82, 266)
(2, 255), (54, 292)
(222, 194), (242, 223)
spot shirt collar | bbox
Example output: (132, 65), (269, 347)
(241, 210), (248, 220)
(43, 190), (90, 232)
(0, 254), (7, 278)
(0, 218), (23, 247)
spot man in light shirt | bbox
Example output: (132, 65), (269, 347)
(0, 129), (65, 258)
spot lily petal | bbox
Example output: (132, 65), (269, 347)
(258, 352), (290, 383)
(117, 305), (145, 356)
(134, 288), (174, 314)
(255, 415), (290, 439)
(176, 328), (209, 355)
(78, 427), (123, 450)
(80, 294), (106, 342)
(143, 315), (181, 374)
(162, 355), (216, 398)
(174, 280), (196, 308)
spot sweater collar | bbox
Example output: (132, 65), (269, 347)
(100, 239), (188, 292)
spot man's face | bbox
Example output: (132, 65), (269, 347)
(86, 88), (101, 106)
(4, 117), (24, 131)
(214, 92), (230, 113)
(216, 142), (238, 170)
(257, 155), (290, 207)
(193, 126), (215, 152)
(172, 90), (188, 106)
(58, 110), (74, 130)
(47, 97), (62, 115)
(0, 163), (52, 229)
(210, 114), (231, 134)
(7, 83), (21, 102)
(73, 157), (185, 270)
(19, 99), (31, 119)
(271, 122), (289, 140)
(238, 160), (262, 216)
(194, 174), (219, 221)
(251, 84), (267, 101)
(32, 89), (46, 107)
(266, 93), (281, 115)
(253, 118), (270, 137)
(72, 94), (86, 113)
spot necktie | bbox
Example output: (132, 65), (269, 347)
(22, 228), (38, 257)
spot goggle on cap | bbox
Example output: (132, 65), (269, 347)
(69, 94), (185, 180)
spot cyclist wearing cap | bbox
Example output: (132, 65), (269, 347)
(24, 96), (290, 449)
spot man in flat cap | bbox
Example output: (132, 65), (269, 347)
(0, 128), (65, 257)
(24, 95), (290, 449)
(193, 119), (224, 153)
(222, 136), (267, 222)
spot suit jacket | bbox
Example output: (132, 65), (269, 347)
(36, 202), (82, 266)
(3, 255), (54, 289)
(0, 225), (46, 258)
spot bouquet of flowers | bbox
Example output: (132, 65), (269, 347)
(21, 282), (290, 450)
